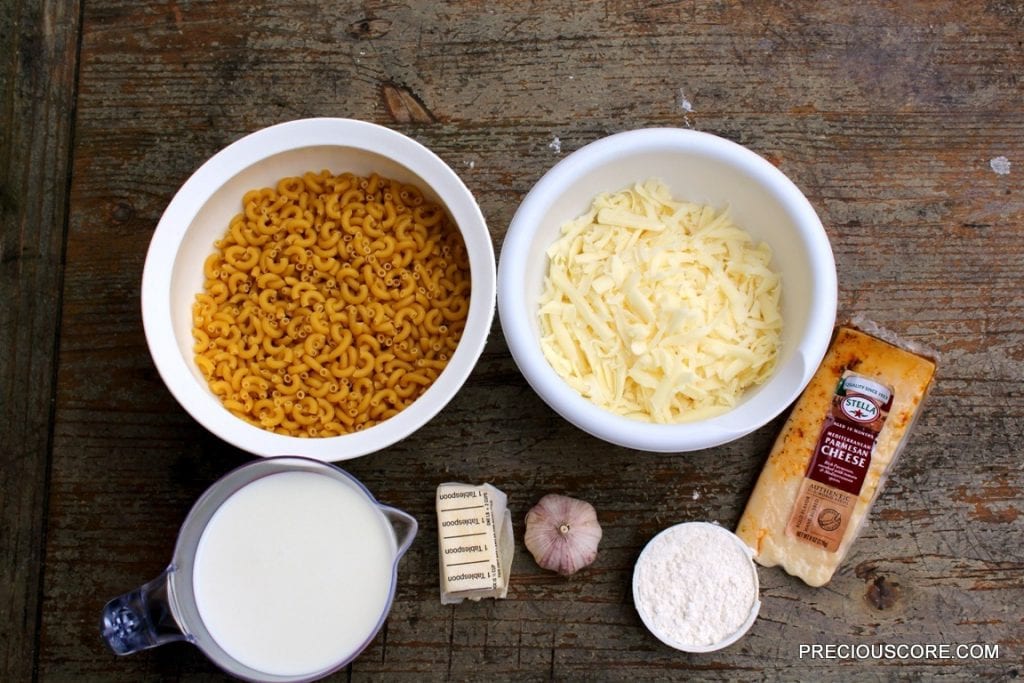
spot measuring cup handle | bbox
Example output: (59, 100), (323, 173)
(380, 505), (418, 559)
(100, 567), (187, 655)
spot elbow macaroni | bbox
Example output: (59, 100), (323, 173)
(192, 170), (471, 436)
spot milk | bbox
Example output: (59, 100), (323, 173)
(192, 470), (396, 677)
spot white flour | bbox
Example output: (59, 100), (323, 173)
(634, 523), (758, 648)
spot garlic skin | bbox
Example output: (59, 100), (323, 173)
(524, 494), (602, 576)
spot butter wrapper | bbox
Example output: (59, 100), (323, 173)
(436, 482), (514, 604)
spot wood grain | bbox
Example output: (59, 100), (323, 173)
(7, 0), (1024, 680)
(0, 1), (80, 680)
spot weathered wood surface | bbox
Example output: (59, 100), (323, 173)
(0, 1), (80, 680)
(4, 0), (1023, 680)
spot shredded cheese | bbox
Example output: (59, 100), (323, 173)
(538, 179), (782, 424)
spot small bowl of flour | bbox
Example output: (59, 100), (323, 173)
(632, 522), (760, 652)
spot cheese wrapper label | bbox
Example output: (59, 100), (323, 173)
(785, 372), (892, 552)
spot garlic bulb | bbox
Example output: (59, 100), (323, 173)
(524, 494), (602, 576)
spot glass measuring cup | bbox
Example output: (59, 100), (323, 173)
(100, 456), (417, 682)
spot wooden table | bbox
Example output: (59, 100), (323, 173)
(4, 1), (1022, 679)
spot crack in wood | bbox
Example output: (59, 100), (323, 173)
(866, 575), (900, 610)
(381, 82), (436, 124)
(347, 17), (392, 40)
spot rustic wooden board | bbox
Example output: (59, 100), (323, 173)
(0, 1), (80, 680)
(18, 0), (1024, 680)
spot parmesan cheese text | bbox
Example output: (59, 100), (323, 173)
(538, 179), (782, 423)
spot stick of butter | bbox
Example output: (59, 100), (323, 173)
(436, 482), (514, 604)
(736, 325), (936, 587)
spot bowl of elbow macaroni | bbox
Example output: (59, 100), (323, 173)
(142, 118), (496, 460)
(498, 128), (837, 452)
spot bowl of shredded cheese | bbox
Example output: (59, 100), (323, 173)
(497, 128), (836, 452)
(142, 118), (496, 460)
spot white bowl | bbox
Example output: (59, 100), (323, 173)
(497, 128), (836, 452)
(142, 118), (496, 461)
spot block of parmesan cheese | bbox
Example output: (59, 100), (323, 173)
(735, 325), (936, 586)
